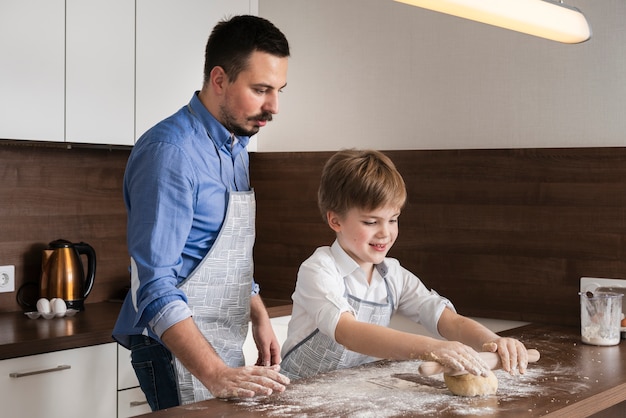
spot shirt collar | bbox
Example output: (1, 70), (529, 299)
(330, 240), (389, 279)
(188, 91), (250, 152)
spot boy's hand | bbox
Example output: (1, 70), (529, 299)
(421, 341), (491, 376)
(482, 337), (528, 375)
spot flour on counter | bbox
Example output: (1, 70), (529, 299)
(235, 360), (589, 417)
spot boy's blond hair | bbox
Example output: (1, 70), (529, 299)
(318, 149), (407, 220)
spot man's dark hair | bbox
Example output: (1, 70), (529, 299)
(204, 15), (290, 84)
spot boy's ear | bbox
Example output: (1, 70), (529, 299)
(327, 211), (342, 233)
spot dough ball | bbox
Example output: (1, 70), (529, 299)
(444, 370), (498, 397)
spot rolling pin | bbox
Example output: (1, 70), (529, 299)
(418, 349), (540, 376)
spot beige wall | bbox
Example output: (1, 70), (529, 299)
(257, 0), (626, 151)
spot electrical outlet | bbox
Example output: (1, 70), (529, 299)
(0, 265), (15, 293)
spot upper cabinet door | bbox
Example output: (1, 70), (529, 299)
(66, 0), (135, 145)
(0, 0), (65, 142)
(135, 0), (257, 140)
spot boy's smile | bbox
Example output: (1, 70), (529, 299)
(328, 205), (401, 276)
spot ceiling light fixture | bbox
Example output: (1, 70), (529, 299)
(393, 0), (591, 44)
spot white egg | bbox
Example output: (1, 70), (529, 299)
(49, 297), (58, 306)
(51, 298), (67, 317)
(36, 298), (51, 314)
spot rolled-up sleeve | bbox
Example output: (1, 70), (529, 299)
(292, 249), (355, 341)
(149, 300), (193, 338)
(125, 140), (195, 333)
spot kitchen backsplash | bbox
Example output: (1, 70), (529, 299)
(0, 141), (131, 312)
(2, 142), (626, 327)
(250, 148), (626, 327)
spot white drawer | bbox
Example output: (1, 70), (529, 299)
(118, 386), (151, 417)
(0, 344), (117, 418)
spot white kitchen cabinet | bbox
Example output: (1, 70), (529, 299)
(66, 0), (135, 145)
(0, 0), (134, 145)
(0, 0), (65, 142)
(118, 344), (140, 391)
(1, 1), (258, 145)
(0, 343), (117, 418)
(117, 345), (151, 417)
(118, 386), (151, 418)
(135, 0), (257, 139)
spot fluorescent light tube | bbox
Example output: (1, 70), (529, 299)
(394, 0), (591, 44)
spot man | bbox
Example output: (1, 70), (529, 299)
(113, 15), (290, 411)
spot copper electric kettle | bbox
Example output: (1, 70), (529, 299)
(40, 239), (96, 311)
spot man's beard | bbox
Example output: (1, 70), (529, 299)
(220, 106), (273, 137)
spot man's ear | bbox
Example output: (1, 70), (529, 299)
(209, 66), (227, 93)
(327, 211), (342, 233)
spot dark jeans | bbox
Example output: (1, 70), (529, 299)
(129, 334), (179, 411)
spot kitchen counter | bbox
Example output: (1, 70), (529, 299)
(0, 301), (120, 360)
(0, 301), (292, 360)
(138, 323), (626, 417)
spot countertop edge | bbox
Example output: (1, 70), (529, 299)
(138, 323), (626, 418)
(0, 302), (293, 361)
(543, 382), (626, 417)
(1, 333), (117, 360)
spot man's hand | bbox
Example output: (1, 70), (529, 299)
(207, 364), (290, 398)
(250, 294), (282, 366)
(252, 319), (282, 366)
(162, 317), (289, 399)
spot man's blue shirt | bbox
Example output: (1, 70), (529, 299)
(113, 92), (258, 348)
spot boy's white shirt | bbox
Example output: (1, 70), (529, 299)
(282, 240), (455, 357)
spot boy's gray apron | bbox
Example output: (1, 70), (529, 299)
(174, 190), (255, 404)
(281, 276), (394, 380)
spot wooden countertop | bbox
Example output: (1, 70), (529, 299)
(0, 301), (292, 361)
(0, 301), (121, 360)
(139, 323), (626, 418)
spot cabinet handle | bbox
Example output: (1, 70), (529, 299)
(130, 400), (149, 407)
(9, 364), (71, 378)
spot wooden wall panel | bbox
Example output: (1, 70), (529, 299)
(2, 143), (626, 329)
(0, 142), (130, 312)
(251, 151), (335, 307)
(251, 148), (626, 327)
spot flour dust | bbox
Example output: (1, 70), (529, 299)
(235, 360), (588, 417)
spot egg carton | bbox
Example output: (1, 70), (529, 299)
(24, 309), (79, 319)
(24, 297), (79, 319)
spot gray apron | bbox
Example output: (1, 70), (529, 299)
(281, 275), (395, 380)
(174, 189), (255, 404)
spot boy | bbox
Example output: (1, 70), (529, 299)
(280, 149), (529, 380)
